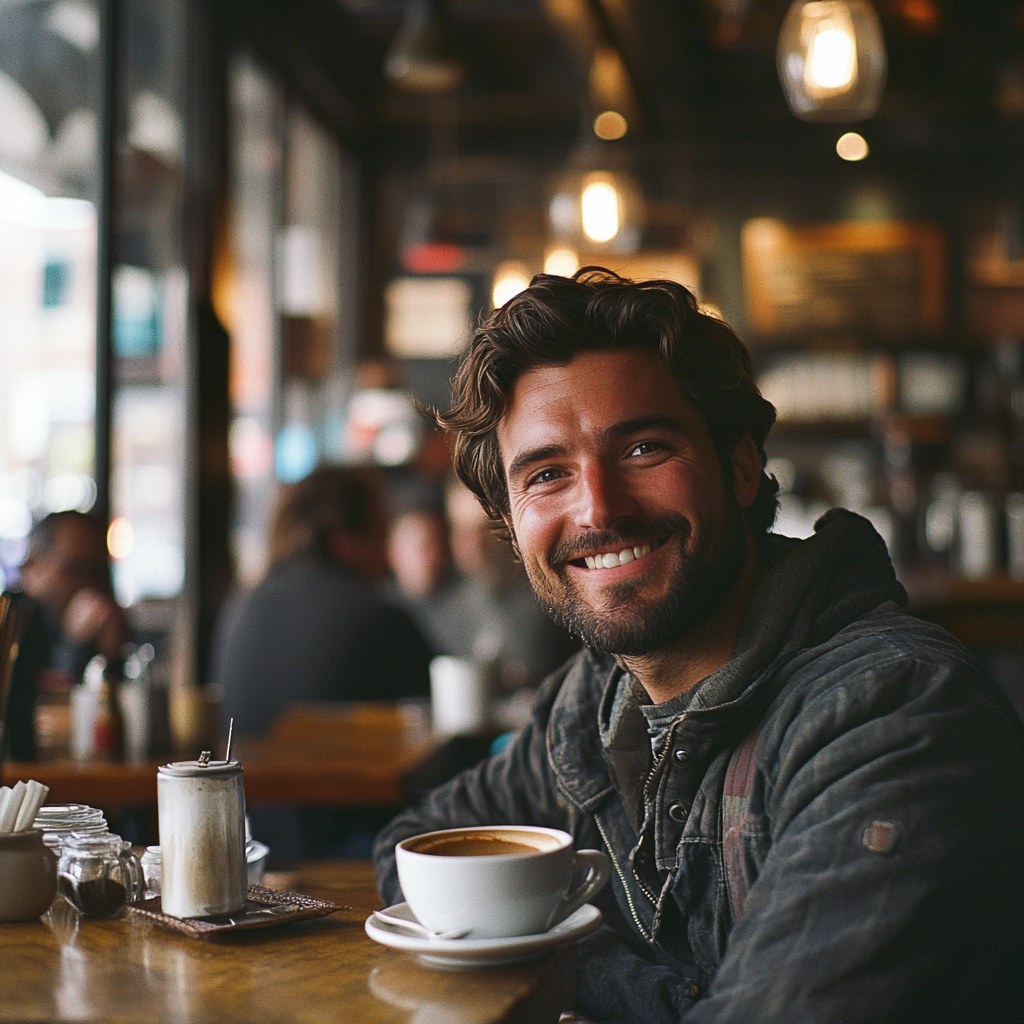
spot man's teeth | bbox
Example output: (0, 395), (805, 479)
(583, 543), (652, 570)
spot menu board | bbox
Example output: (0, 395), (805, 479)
(742, 219), (945, 338)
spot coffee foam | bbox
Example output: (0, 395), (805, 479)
(407, 829), (562, 856)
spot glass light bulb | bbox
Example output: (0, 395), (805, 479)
(581, 181), (619, 243)
(805, 23), (857, 91)
(777, 0), (886, 122)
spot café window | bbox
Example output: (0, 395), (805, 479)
(109, 0), (189, 608)
(0, 0), (103, 587)
(0, 6), (362, 629)
(222, 54), (358, 588)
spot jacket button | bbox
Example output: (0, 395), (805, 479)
(668, 802), (689, 823)
(672, 748), (691, 765)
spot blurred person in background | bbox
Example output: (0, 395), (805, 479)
(215, 466), (432, 738)
(2, 511), (128, 761)
(387, 505), (454, 607)
(441, 480), (578, 692)
(213, 466), (433, 861)
(385, 482), (577, 695)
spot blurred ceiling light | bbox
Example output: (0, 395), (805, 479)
(836, 131), (869, 160)
(385, 0), (464, 95)
(107, 517), (134, 560)
(806, 19), (857, 91)
(544, 248), (579, 277)
(896, 0), (940, 33)
(549, 167), (641, 253)
(593, 111), (628, 140)
(589, 47), (630, 111)
(777, 1), (886, 122)
(492, 262), (531, 308)
(581, 178), (620, 243)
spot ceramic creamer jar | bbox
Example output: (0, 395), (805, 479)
(157, 754), (247, 919)
(0, 829), (58, 922)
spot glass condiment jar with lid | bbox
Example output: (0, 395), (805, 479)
(34, 802), (110, 851)
(57, 833), (143, 917)
(34, 804), (109, 852)
(140, 846), (161, 897)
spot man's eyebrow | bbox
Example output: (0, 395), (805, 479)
(603, 415), (688, 441)
(507, 444), (569, 481)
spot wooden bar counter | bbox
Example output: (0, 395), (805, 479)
(0, 860), (576, 1024)
(3, 702), (485, 810)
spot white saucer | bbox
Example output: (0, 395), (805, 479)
(364, 901), (602, 967)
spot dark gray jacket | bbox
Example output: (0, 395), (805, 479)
(374, 511), (1024, 1023)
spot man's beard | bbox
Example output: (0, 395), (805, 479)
(522, 503), (750, 657)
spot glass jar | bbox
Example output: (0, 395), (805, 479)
(140, 846), (161, 897)
(34, 804), (109, 853)
(57, 834), (143, 917)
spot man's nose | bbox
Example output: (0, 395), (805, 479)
(574, 460), (636, 531)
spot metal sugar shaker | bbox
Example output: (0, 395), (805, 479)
(157, 752), (247, 919)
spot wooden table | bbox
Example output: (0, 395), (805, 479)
(3, 702), (490, 810)
(0, 860), (576, 1024)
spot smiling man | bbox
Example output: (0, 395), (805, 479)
(374, 269), (1023, 1024)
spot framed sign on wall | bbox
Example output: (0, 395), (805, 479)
(742, 219), (946, 339)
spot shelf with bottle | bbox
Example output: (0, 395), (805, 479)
(764, 440), (1024, 629)
(756, 329), (1023, 587)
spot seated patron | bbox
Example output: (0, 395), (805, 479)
(387, 486), (578, 692)
(216, 467), (432, 739)
(386, 504), (458, 615)
(3, 511), (127, 761)
(375, 270), (1023, 1023)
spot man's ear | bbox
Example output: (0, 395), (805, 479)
(731, 434), (762, 510)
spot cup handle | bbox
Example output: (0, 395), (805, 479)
(552, 849), (611, 927)
(120, 845), (144, 901)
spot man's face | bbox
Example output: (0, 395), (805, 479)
(21, 518), (110, 616)
(498, 348), (753, 655)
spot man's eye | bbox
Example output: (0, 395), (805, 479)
(628, 441), (662, 457)
(528, 468), (563, 486)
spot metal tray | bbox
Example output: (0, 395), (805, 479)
(127, 884), (347, 939)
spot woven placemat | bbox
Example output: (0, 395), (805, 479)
(127, 884), (349, 939)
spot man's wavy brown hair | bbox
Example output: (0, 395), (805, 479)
(437, 268), (779, 538)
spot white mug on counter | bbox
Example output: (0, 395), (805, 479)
(429, 656), (490, 735)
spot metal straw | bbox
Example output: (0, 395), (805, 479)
(224, 717), (235, 763)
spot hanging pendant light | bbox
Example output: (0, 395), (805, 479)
(548, 137), (644, 259)
(386, 0), (464, 95)
(777, 1), (887, 122)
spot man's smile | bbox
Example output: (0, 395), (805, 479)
(566, 539), (664, 570)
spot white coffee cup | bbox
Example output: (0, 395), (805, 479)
(395, 825), (611, 939)
(429, 656), (489, 735)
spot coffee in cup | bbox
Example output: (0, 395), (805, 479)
(395, 825), (610, 939)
